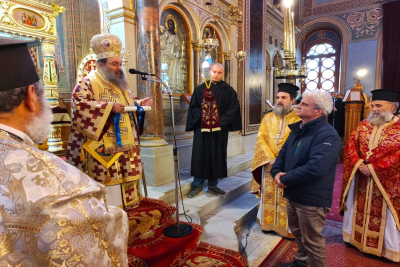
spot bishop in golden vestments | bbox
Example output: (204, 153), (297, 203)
(251, 83), (301, 238)
(66, 33), (152, 208)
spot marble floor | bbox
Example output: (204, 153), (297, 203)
(237, 221), (282, 267)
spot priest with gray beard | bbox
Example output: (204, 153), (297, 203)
(0, 37), (129, 266)
(340, 89), (400, 262)
(251, 83), (301, 238)
(66, 33), (152, 209)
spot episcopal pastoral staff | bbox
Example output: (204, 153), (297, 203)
(186, 63), (242, 198)
(340, 89), (400, 262)
(251, 83), (301, 238)
(0, 37), (129, 266)
(271, 91), (342, 267)
(66, 33), (152, 209)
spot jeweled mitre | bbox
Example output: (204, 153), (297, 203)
(90, 33), (122, 59)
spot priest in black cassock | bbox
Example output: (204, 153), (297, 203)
(186, 63), (242, 198)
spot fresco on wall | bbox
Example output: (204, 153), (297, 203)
(13, 8), (45, 28)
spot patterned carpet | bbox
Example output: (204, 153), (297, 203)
(259, 220), (398, 267)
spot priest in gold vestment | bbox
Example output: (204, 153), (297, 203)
(66, 33), (152, 209)
(340, 89), (400, 262)
(251, 83), (301, 237)
(0, 38), (128, 266)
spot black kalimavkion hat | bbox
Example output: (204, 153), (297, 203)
(0, 37), (39, 91)
(371, 89), (400, 102)
(278, 83), (299, 98)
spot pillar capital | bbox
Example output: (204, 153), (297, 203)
(224, 51), (232, 61)
(192, 41), (202, 52)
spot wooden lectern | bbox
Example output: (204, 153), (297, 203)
(343, 79), (367, 144)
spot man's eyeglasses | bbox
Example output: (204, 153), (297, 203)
(106, 61), (123, 67)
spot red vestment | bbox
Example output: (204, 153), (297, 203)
(340, 117), (400, 259)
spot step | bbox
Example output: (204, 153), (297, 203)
(146, 150), (254, 204)
(197, 190), (259, 252)
(237, 221), (282, 267)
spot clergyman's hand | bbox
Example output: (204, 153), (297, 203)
(269, 159), (276, 166)
(141, 97), (153, 107)
(359, 164), (371, 177)
(112, 103), (126, 113)
(274, 172), (287, 189)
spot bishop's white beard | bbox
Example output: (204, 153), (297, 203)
(100, 65), (128, 90)
(367, 110), (393, 126)
(25, 97), (54, 144)
(273, 103), (293, 116)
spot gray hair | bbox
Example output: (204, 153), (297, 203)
(302, 90), (333, 116)
(392, 102), (399, 114)
(0, 81), (45, 113)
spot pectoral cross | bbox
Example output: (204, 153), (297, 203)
(275, 133), (282, 145)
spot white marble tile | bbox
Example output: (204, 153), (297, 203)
(200, 214), (239, 252)
(209, 191), (259, 220)
(237, 221), (282, 267)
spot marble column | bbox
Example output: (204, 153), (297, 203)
(136, 0), (167, 147)
(192, 41), (202, 88)
(224, 51), (231, 84)
(135, 0), (174, 187)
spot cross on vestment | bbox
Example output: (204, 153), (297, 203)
(275, 133), (282, 145)
(89, 61), (96, 70)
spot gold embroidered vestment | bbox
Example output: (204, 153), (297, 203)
(0, 131), (129, 266)
(251, 110), (300, 237)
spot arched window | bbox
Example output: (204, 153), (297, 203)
(303, 30), (340, 92)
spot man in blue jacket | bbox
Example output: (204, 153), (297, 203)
(271, 91), (342, 267)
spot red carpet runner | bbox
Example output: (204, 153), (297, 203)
(126, 198), (247, 267)
(259, 220), (398, 267)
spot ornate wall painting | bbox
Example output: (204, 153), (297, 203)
(0, 1), (65, 106)
(12, 8), (45, 29)
(160, 8), (191, 94)
(336, 7), (383, 41)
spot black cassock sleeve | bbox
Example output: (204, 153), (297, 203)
(185, 85), (204, 131)
(219, 89), (242, 131)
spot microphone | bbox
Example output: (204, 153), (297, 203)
(129, 68), (156, 76)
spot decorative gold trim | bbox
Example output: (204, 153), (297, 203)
(368, 165), (400, 231)
(382, 247), (400, 263)
(108, 12), (136, 21)
(340, 159), (363, 211)
(343, 230), (351, 242)
(139, 136), (166, 140)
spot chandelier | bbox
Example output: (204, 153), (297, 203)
(201, 37), (219, 53)
(274, 0), (307, 84)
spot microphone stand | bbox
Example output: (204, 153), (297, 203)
(140, 74), (193, 238)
